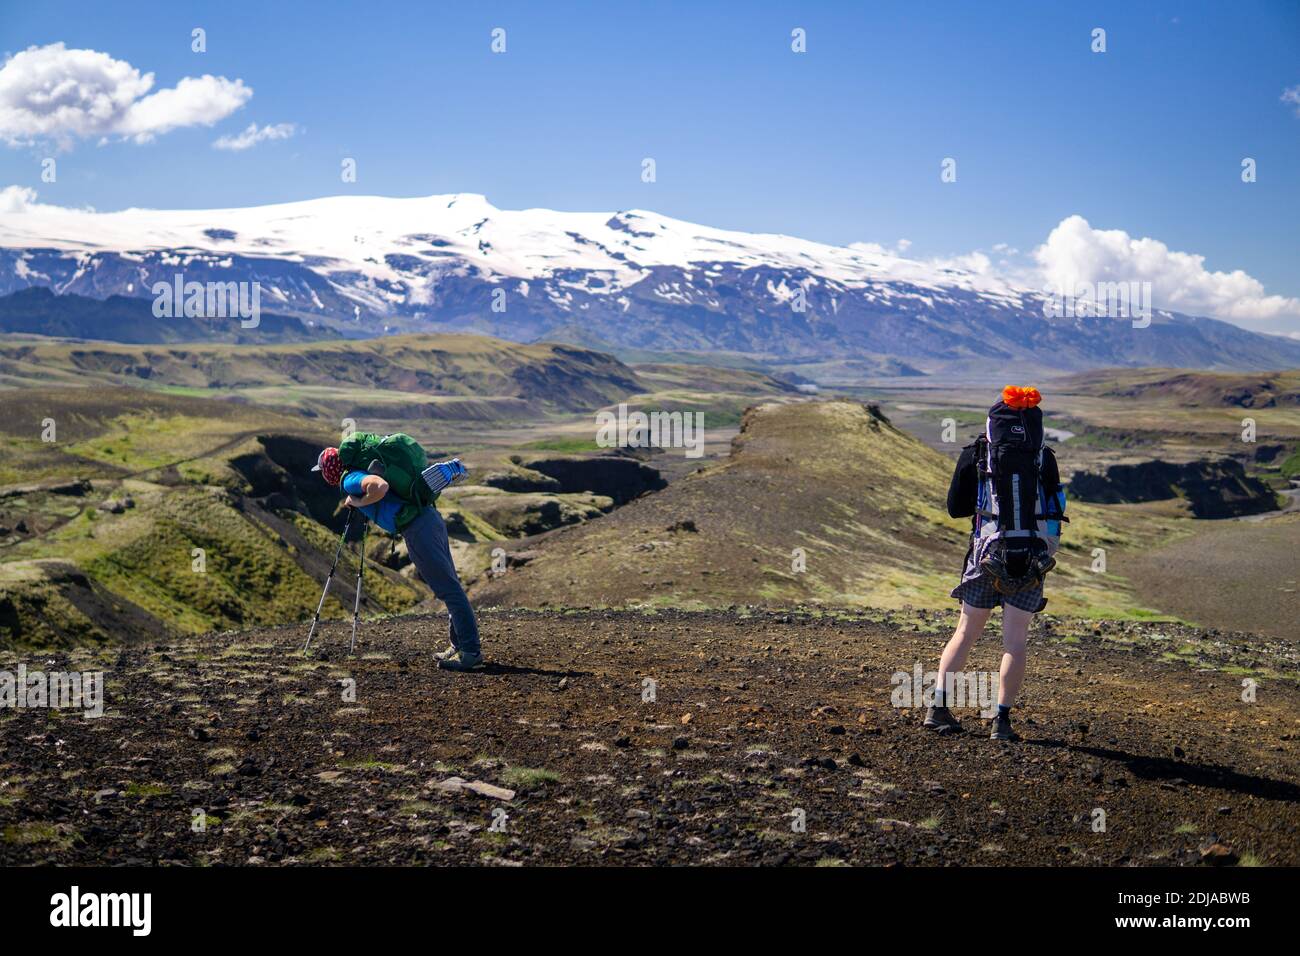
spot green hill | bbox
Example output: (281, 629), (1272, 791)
(0, 333), (645, 418)
(473, 400), (1178, 618)
(0, 287), (333, 344)
(1057, 367), (1300, 409)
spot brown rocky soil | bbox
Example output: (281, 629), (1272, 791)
(2, 607), (1296, 866)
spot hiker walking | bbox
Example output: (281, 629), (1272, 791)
(925, 386), (1066, 740)
(312, 435), (482, 671)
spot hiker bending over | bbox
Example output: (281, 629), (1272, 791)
(925, 386), (1066, 741)
(313, 444), (482, 671)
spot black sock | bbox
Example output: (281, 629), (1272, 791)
(997, 705), (1011, 718)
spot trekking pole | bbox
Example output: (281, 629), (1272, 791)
(304, 511), (353, 653)
(349, 520), (367, 655)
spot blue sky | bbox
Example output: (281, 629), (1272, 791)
(2, 0), (1298, 328)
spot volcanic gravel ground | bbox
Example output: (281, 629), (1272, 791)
(2, 608), (1297, 866)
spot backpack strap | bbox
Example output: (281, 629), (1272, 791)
(971, 435), (991, 536)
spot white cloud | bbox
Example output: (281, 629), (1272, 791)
(0, 184), (95, 215)
(0, 184), (37, 213)
(1033, 214), (1299, 323)
(856, 217), (1297, 331)
(1283, 84), (1300, 118)
(927, 250), (993, 275)
(213, 122), (297, 151)
(0, 42), (251, 147)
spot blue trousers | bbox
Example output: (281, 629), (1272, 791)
(401, 507), (480, 654)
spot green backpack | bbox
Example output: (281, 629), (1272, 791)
(337, 432), (432, 531)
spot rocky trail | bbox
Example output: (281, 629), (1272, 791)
(2, 608), (1297, 866)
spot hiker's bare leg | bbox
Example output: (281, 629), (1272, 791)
(998, 604), (1033, 707)
(937, 603), (993, 701)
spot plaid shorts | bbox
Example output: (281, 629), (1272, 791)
(951, 570), (1046, 613)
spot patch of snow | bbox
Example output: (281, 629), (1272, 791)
(0, 192), (1032, 305)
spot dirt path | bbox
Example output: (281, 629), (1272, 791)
(2, 608), (1297, 866)
(1237, 481), (1300, 522)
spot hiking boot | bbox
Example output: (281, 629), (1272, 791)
(923, 705), (962, 734)
(437, 650), (482, 672)
(434, 643), (459, 662)
(989, 712), (1018, 741)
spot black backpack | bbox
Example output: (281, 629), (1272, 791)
(972, 399), (1067, 592)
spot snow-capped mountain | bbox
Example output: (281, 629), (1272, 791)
(2, 192), (1297, 373)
